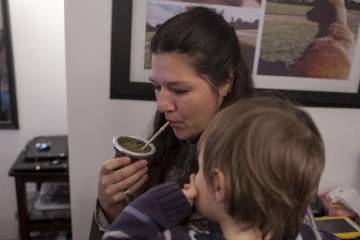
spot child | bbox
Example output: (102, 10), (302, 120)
(102, 97), (325, 240)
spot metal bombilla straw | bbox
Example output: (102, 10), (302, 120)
(141, 122), (170, 151)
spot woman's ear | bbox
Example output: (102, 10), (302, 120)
(212, 168), (226, 203)
(218, 74), (234, 97)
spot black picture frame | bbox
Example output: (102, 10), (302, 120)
(0, 0), (18, 128)
(110, 0), (360, 108)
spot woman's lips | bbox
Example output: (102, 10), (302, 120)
(168, 121), (183, 128)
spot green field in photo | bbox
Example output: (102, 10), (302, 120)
(261, 2), (360, 65)
(260, 18), (316, 65)
(265, 2), (311, 15)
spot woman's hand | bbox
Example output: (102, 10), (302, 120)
(98, 156), (148, 221)
(182, 174), (197, 206)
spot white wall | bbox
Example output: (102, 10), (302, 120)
(0, 1), (66, 239)
(65, 1), (156, 239)
(306, 107), (360, 192)
(62, 1), (358, 239)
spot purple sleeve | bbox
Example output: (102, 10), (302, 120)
(102, 182), (193, 240)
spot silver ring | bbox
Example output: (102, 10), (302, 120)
(123, 189), (132, 198)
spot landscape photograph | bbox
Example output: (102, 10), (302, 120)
(257, 0), (360, 80)
(144, 1), (261, 72)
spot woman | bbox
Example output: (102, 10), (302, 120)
(90, 6), (253, 239)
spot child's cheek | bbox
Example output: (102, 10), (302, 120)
(193, 173), (199, 188)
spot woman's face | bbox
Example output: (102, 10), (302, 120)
(150, 53), (228, 140)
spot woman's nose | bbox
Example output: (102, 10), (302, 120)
(156, 89), (175, 113)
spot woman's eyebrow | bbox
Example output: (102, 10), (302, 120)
(149, 77), (191, 87)
(167, 82), (191, 88)
(148, 77), (157, 84)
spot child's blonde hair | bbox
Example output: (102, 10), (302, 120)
(198, 96), (325, 240)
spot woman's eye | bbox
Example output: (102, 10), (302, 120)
(152, 85), (161, 91)
(173, 89), (189, 95)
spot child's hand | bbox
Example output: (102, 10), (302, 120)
(182, 174), (197, 206)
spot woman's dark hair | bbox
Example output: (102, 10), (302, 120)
(144, 7), (254, 189)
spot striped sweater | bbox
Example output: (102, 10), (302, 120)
(102, 182), (334, 240)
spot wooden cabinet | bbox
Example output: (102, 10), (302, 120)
(9, 151), (71, 240)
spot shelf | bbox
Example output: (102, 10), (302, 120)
(27, 191), (70, 222)
(30, 231), (71, 240)
(11, 175), (71, 240)
(9, 136), (71, 240)
(28, 221), (71, 232)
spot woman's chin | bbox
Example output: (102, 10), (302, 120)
(173, 127), (203, 141)
(173, 128), (191, 140)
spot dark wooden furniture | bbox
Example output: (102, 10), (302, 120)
(9, 151), (71, 240)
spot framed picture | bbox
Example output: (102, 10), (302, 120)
(110, 0), (360, 108)
(0, 0), (18, 128)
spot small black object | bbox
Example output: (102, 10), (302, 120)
(25, 136), (67, 161)
(312, 195), (326, 217)
(8, 135), (68, 173)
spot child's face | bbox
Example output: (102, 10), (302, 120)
(194, 148), (221, 221)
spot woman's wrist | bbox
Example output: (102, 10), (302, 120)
(94, 199), (111, 231)
(101, 200), (126, 223)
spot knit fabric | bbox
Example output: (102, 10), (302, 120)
(102, 182), (193, 240)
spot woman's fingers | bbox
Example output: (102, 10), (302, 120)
(108, 166), (148, 194)
(98, 158), (148, 211)
(130, 174), (148, 193)
(100, 157), (131, 175)
(110, 160), (148, 184)
(98, 157), (148, 221)
(100, 159), (148, 197)
(110, 174), (148, 204)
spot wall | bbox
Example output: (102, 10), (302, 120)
(0, 1), (66, 239)
(65, 1), (360, 239)
(307, 107), (360, 191)
(65, 1), (156, 239)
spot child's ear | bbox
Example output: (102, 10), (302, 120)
(212, 168), (226, 203)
